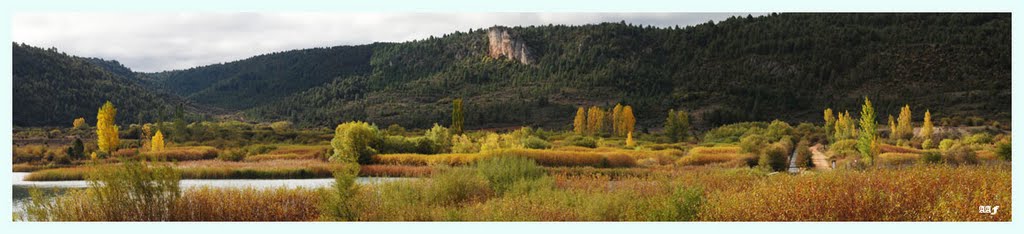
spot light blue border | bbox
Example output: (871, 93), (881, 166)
(1, 0), (1020, 233)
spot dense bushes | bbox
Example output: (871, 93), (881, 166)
(565, 135), (597, 148)
(702, 122), (769, 144)
(942, 143), (978, 166)
(476, 156), (545, 195)
(759, 143), (790, 171)
(427, 168), (492, 205)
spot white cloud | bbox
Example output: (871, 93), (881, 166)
(13, 13), (760, 72)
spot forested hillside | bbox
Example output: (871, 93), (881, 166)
(12, 43), (194, 126)
(13, 13), (1010, 130)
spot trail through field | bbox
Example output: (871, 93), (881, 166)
(810, 144), (831, 170)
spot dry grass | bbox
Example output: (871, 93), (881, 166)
(245, 145), (330, 162)
(879, 143), (923, 154)
(701, 164), (1011, 221)
(360, 165), (433, 177)
(171, 187), (321, 221)
(143, 146), (220, 161)
(675, 146), (751, 166)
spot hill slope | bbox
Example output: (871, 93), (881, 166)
(14, 13), (1011, 130)
(12, 43), (193, 126)
(246, 13), (1011, 129)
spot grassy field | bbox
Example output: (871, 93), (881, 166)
(12, 117), (1013, 222)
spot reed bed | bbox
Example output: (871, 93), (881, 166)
(675, 146), (751, 166)
(143, 146), (220, 161)
(245, 145), (330, 162)
(171, 187), (321, 221)
(359, 164), (433, 177)
(701, 164), (1012, 221)
(878, 144), (924, 154)
(373, 149), (639, 168)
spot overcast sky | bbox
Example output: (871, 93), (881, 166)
(13, 13), (759, 72)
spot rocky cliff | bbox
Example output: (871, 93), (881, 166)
(487, 26), (535, 65)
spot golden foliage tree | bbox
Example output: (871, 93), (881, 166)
(895, 105), (913, 140)
(573, 107), (587, 135)
(834, 111), (856, 140)
(621, 105), (636, 136)
(73, 117), (87, 129)
(611, 104), (624, 136)
(626, 132), (636, 147)
(888, 115), (897, 140)
(586, 106), (605, 135)
(921, 110), (934, 139)
(96, 101), (120, 154)
(151, 130), (165, 152)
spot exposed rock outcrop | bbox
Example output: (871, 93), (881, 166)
(487, 26), (535, 65)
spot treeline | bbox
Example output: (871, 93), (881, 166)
(13, 13), (1011, 130)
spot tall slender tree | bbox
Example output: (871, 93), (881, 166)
(895, 105), (913, 140)
(857, 97), (877, 166)
(823, 108), (835, 143)
(586, 106), (605, 135)
(573, 107), (586, 135)
(451, 98), (464, 134)
(921, 110), (934, 139)
(622, 105), (636, 136)
(96, 101), (120, 154)
(611, 104), (624, 136)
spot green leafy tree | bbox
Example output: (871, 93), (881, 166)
(665, 109), (691, 142)
(451, 98), (464, 134)
(330, 121), (380, 164)
(857, 97), (878, 166)
(823, 108), (835, 143)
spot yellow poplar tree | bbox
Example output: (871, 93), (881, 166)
(626, 132), (636, 147)
(622, 105), (635, 136)
(888, 115), (897, 140)
(921, 110), (934, 139)
(151, 130), (165, 152)
(611, 104), (624, 136)
(586, 106), (605, 135)
(895, 105), (913, 140)
(573, 107), (586, 135)
(96, 101), (120, 154)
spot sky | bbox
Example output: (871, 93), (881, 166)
(13, 13), (760, 72)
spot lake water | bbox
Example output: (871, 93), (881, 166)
(11, 172), (410, 218)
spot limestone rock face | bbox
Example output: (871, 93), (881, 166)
(487, 26), (535, 65)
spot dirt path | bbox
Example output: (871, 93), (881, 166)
(810, 144), (831, 170)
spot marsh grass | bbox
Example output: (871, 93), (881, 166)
(675, 146), (751, 166)
(141, 146), (220, 161)
(701, 164), (1011, 221)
